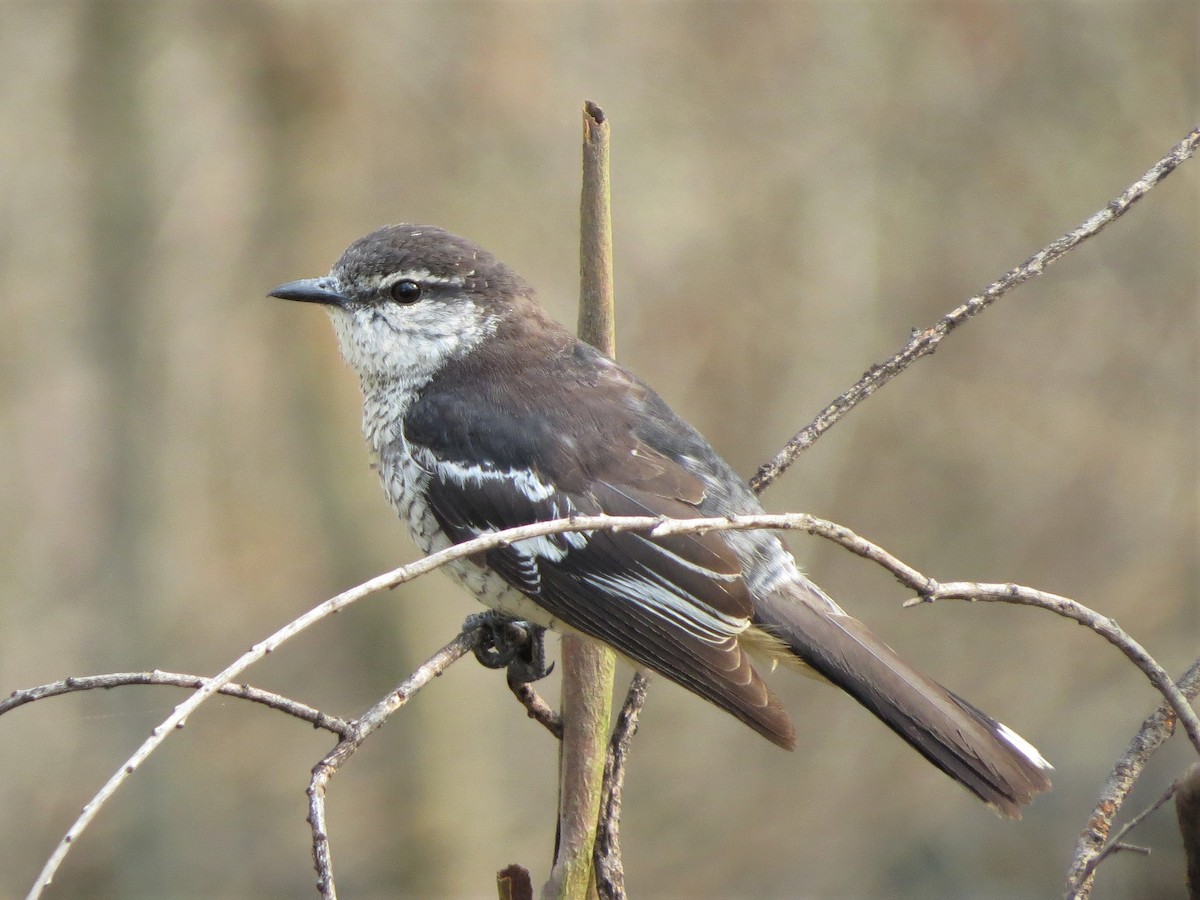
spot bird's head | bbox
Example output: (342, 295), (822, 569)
(269, 224), (532, 382)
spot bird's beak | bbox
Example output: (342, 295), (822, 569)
(268, 277), (350, 308)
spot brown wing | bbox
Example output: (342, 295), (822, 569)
(417, 439), (796, 749)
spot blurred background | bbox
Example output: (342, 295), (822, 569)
(1, 2), (1196, 898)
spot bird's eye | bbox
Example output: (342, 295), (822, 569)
(390, 279), (422, 304)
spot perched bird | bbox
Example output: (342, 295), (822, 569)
(270, 224), (1051, 816)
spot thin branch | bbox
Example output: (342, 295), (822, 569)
(594, 672), (651, 900)
(26, 521), (614, 900)
(1108, 843), (1152, 857)
(15, 121), (1193, 900)
(907, 585), (1200, 756)
(545, 97), (619, 900)
(26, 511), (1196, 897)
(750, 124), (1200, 494)
(0, 671), (351, 737)
(508, 676), (563, 740)
(497, 864), (535, 900)
(309, 628), (480, 900)
(1065, 659), (1200, 899)
(578, 99), (616, 358)
(1176, 763), (1200, 900)
(1068, 776), (1185, 892)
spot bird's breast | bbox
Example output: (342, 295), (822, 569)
(374, 437), (560, 627)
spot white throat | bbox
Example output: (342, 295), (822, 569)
(324, 298), (497, 452)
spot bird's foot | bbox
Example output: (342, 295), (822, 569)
(464, 611), (554, 684)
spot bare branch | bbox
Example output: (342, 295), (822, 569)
(507, 676), (563, 740)
(26, 527), (581, 900)
(0, 671), (351, 737)
(545, 96), (620, 900)
(26, 510), (1196, 897)
(595, 672), (651, 900)
(908, 585), (1200, 756)
(1066, 659), (1200, 899)
(497, 864), (535, 900)
(1176, 763), (1200, 900)
(1068, 776), (1185, 894)
(309, 629), (480, 900)
(750, 124), (1200, 494)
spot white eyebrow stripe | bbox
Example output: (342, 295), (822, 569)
(379, 269), (466, 288)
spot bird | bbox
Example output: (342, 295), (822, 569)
(269, 223), (1051, 817)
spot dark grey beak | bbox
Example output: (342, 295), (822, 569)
(268, 277), (350, 307)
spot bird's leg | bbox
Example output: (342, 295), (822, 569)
(464, 610), (555, 684)
(504, 622), (554, 686)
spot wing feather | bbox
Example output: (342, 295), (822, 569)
(417, 447), (795, 748)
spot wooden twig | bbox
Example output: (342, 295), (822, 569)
(497, 864), (535, 900)
(26, 507), (1198, 900)
(309, 628), (481, 900)
(594, 672), (651, 900)
(508, 677), (564, 740)
(545, 98), (618, 900)
(23, 123), (1199, 899)
(23, 520), (619, 900)
(1065, 659), (1200, 898)
(906, 586), (1200, 756)
(578, 99), (616, 358)
(0, 671), (351, 736)
(1067, 776), (1186, 894)
(751, 124), (1200, 495)
(1176, 763), (1200, 900)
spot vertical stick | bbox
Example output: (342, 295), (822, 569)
(542, 100), (617, 900)
(1177, 764), (1200, 900)
(577, 101), (616, 359)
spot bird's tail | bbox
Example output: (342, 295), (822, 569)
(754, 581), (1052, 817)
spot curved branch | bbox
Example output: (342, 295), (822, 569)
(508, 677), (564, 739)
(0, 671), (351, 736)
(751, 124), (1200, 494)
(909, 584), (1200, 756)
(1065, 659), (1200, 899)
(25, 510), (1195, 898)
(1067, 775), (1185, 896)
(310, 628), (481, 899)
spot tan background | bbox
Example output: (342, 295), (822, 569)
(1, 2), (1197, 898)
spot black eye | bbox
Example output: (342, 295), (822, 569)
(390, 279), (422, 304)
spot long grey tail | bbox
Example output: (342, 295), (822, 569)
(756, 582), (1052, 817)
